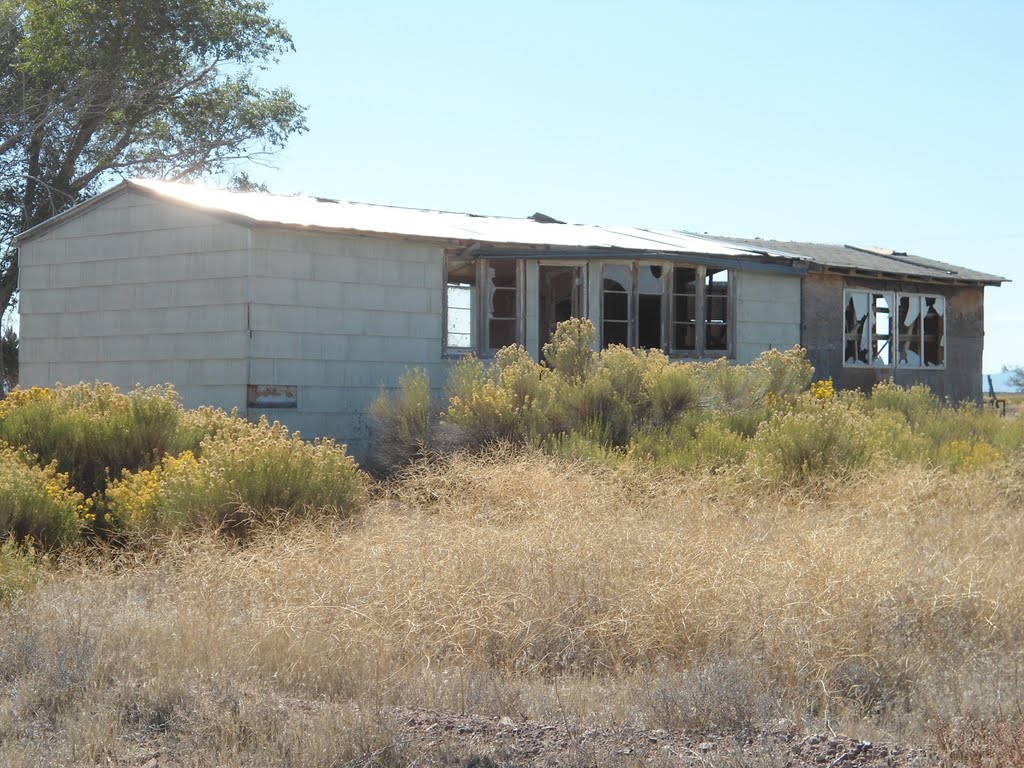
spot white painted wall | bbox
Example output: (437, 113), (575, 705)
(18, 190), (804, 463)
(19, 189), (250, 412)
(733, 271), (802, 362)
(246, 229), (450, 458)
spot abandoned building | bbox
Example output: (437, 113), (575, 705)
(15, 180), (1005, 458)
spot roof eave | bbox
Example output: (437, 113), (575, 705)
(13, 182), (135, 244)
(811, 264), (1006, 287)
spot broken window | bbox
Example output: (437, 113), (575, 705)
(845, 289), (945, 369)
(445, 256), (477, 352)
(444, 254), (522, 355)
(600, 262), (730, 355)
(637, 264), (664, 349)
(898, 294), (945, 368)
(486, 261), (519, 352)
(539, 265), (584, 350)
(672, 267), (698, 351)
(705, 268), (729, 352)
(844, 291), (892, 366)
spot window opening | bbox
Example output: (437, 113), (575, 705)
(445, 256), (476, 351)
(705, 268), (729, 352)
(897, 294), (945, 368)
(539, 265), (583, 350)
(637, 264), (664, 349)
(922, 297), (945, 367)
(602, 264), (630, 347)
(672, 267), (698, 351)
(601, 262), (730, 355)
(444, 254), (523, 356)
(486, 261), (518, 351)
(846, 290), (944, 368)
(872, 293), (892, 366)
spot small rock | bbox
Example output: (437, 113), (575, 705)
(498, 716), (515, 728)
(698, 741), (715, 752)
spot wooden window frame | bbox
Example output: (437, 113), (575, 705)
(843, 289), (946, 370)
(599, 261), (732, 358)
(443, 252), (525, 357)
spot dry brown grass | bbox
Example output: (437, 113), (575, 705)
(2, 447), (1024, 764)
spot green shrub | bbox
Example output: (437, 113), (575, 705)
(866, 381), (941, 426)
(0, 383), (184, 500)
(749, 346), (815, 403)
(0, 447), (83, 548)
(747, 401), (874, 482)
(938, 440), (1003, 472)
(369, 368), (436, 471)
(632, 414), (750, 471)
(170, 404), (251, 455)
(542, 317), (596, 382)
(543, 366), (634, 446)
(695, 347), (813, 410)
(645, 362), (701, 423)
(109, 418), (366, 537)
(0, 538), (42, 604)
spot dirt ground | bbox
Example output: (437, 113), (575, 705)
(386, 706), (935, 768)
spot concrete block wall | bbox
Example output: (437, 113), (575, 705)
(18, 189), (250, 412)
(733, 271), (802, 362)
(247, 229), (451, 458)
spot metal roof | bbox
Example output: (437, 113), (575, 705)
(15, 179), (1005, 285)
(120, 180), (756, 258)
(694, 235), (1006, 285)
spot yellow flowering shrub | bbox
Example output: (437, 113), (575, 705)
(0, 382), (185, 501)
(0, 386), (53, 418)
(0, 447), (83, 548)
(109, 419), (366, 537)
(940, 440), (1003, 472)
(810, 378), (836, 401)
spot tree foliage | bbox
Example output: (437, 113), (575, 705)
(1002, 365), (1024, 393)
(0, 324), (15, 393)
(0, 0), (306, 317)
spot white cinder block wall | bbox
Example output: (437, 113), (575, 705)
(19, 190), (251, 413)
(247, 229), (451, 458)
(733, 271), (802, 362)
(19, 189), (805, 463)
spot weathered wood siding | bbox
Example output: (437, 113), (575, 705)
(801, 272), (985, 403)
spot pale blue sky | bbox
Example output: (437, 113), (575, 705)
(253, 0), (1022, 372)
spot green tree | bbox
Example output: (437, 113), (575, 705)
(0, 324), (15, 393)
(0, 0), (306, 320)
(1002, 365), (1024, 393)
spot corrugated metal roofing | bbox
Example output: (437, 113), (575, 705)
(695, 235), (1006, 285)
(123, 179), (755, 257)
(15, 179), (1005, 286)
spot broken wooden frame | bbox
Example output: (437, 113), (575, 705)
(843, 289), (945, 369)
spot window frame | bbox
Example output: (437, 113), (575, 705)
(443, 253), (525, 357)
(599, 261), (732, 357)
(842, 288), (946, 370)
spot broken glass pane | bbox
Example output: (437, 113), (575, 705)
(844, 293), (870, 364)
(898, 295), (922, 367)
(923, 296), (945, 367)
(872, 293), (891, 366)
